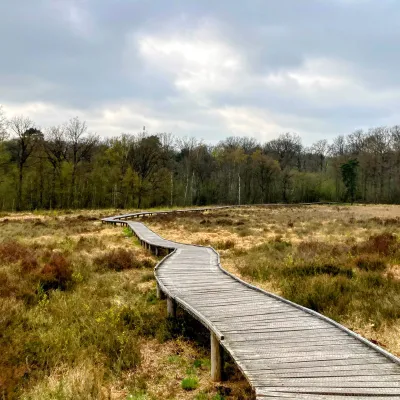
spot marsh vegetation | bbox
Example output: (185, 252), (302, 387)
(0, 211), (250, 400)
(147, 204), (400, 357)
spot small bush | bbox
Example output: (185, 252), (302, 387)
(0, 271), (13, 297)
(238, 260), (271, 281)
(216, 218), (234, 226)
(20, 255), (39, 272)
(39, 253), (73, 291)
(271, 237), (292, 251)
(355, 255), (386, 272)
(181, 376), (198, 391)
(75, 236), (102, 251)
(142, 258), (155, 269)
(94, 249), (141, 271)
(0, 240), (32, 264)
(285, 263), (353, 278)
(123, 227), (133, 237)
(282, 275), (354, 318)
(363, 233), (398, 255)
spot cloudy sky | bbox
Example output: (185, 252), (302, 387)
(1, 0), (399, 144)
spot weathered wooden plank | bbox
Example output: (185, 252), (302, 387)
(256, 386), (400, 393)
(252, 373), (400, 381)
(257, 393), (400, 399)
(247, 369), (400, 379)
(236, 358), (391, 371)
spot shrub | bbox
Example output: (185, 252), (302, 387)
(181, 376), (198, 391)
(285, 263), (353, 278)
(94, 248), (141, 271)
(20, 255), (39, 272)
(141, 258), (155, 269)
(216, 218), (234, 226)
(39, 253), (73, 291)
(271, 237), (292, 251)
(0, 271), (13, 297)
(282, 275), (354, 319)
(364, 233), (398, 255)
(238, 260), (271, 281)
(355, 255), (386, 272)
(0, 240), (32, 264)
(123, 226), (133, 237)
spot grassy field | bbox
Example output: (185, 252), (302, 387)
(146, 204), (400, 357)
(2, 204), (400, 399)
(0, 210), (250, 400)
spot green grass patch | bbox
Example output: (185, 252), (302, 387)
(181, 376), (199, 391)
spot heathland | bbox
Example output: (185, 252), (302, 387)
(0, 210), (250, 400)
(146, 204), (400, 356)
(1, 204), (400, 399)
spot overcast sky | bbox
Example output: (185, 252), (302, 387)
(1, 0), (399, 144)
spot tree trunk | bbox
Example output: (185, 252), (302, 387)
(238, 173), (241, 205)
(17, 164), (23, 211)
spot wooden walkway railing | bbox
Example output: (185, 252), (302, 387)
(103, 205), (400, 399)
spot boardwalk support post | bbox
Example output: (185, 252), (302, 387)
(157, 282), (166, 299)
(167, 296), (177, 318)
(211, 332), (223, 382)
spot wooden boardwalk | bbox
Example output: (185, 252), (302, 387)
(103, 206), (400, 399)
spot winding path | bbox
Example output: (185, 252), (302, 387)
(103, 206), (400, 399)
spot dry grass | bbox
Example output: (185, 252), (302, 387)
(0, 210), (251, 400)
(146, 204), (400, 357)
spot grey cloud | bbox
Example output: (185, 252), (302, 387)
(1, 0), (400, 143)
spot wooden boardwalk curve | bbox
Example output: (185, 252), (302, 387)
(103, 205), (400, 399)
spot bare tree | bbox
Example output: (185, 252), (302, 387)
(310, 139), (329, 172)
(176, 137), (202, 205)
(329, 135), (346, 157)
(65, 117), (98, 207)
(128, 134), (164, 208)
(44, 125), (68, 208)
(346, 130), (366, 156)
(0, 106), (7, 141)
(8, 116), (42, 210)
(264, 133), (302, 170)
(251, 150), (280, 203)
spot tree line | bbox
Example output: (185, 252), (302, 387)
(0, 106), (399, 211)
